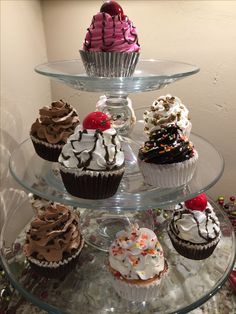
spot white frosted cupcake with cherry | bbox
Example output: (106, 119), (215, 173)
(59, 112), (125, 199)
(108, 223), (168, 301)
(168, 193), (221, 260)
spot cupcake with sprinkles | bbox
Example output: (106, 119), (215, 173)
(108, 223), (168, 301)
(138, 124), (198, 188)
(168, 193), (221, 260)
(143, 94), (192, 139)
(80, 0), (140, 77)
(23, 203), (84, 278)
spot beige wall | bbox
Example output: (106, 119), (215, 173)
(41, 0), (236, 200)
(0, 0), (51, 188)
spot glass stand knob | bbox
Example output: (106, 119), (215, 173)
(96, 94), (136, 136)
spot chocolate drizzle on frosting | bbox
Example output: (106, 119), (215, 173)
(83, 12), (140, 52)
(169, 204), (221, 244)
(138, 125), (195, 164)
(59, 126), (124, 171)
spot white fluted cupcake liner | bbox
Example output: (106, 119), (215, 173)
(109, 275), (162, 302)
(138, 150), (198, 188)
(79, 50), (139, 77)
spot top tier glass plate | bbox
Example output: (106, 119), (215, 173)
(35, 59), (199, 94)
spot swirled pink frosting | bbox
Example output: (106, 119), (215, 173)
(30, 100), (80, 144)
(24, 204), (82, 262)
(83, 12), (140, 52)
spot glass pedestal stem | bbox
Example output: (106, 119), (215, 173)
(96, 93), (136, 136)
(96, 93), (138, 174)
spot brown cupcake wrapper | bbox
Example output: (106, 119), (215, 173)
(27, 238), (84, 278)
(79, 50), (139, 77)
(31, 136), (63, 162)
(60, 169), (124, 199)
(168, 230), (220, 260)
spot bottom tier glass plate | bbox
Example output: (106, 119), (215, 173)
(0, 194), (235, 314)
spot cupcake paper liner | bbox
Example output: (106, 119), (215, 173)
(108, 261), (168, 302)
(168, 229), (221, 260)
(31, 135), (64, 162)
(59, 165), (124, 199)
(79, 50), (139, 77)
(138, 150), (198, 188)
(110, 276), (161, 302)
(27, 237), (84, 278)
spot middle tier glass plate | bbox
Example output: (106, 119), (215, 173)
(9, 133), (223, 210)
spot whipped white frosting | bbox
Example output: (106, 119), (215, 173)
(109, 224), (165, 280)
(59, 125), (124, 171)
(143, 94), (191, 137)
(169, 203), (221, 244)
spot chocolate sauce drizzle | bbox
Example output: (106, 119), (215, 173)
(84, 13), (139, 51)
(63, 129), (121, 171)
(139, 125), (194, 164)
(171, 208), (220, 243)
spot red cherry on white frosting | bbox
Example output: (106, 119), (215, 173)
(83, 111), (111, 131)
(185, 193), (208, 211)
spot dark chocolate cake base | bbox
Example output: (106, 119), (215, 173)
(60, 170), (124, 199)
(31, 138), (62, 162)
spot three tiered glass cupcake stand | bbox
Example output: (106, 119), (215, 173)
(1, 59), (235, 313)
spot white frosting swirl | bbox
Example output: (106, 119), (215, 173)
(59, 125), (124, 171)
(143, 94), (191, 137)
(169, 202), (221, 244)
(109, 224), (165, 280)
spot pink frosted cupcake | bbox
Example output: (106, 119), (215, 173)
(80, 1), (140, 77)
(108, 224), (168, 301)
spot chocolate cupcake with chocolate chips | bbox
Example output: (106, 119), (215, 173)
(30, 100), (80, 162)
(23, 203), (84, 278)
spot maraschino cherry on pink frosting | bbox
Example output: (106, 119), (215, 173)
(82, 111), (111, 131)
(100, 1), (124, 18)
(184, 193), (208, 212)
